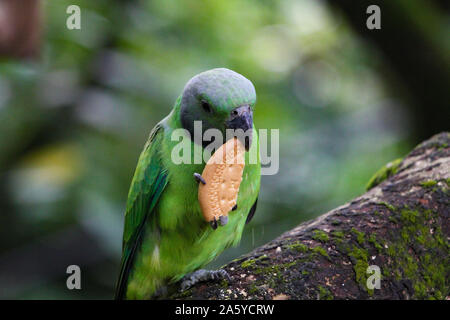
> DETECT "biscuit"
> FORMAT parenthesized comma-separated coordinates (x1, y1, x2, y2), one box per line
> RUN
(198, 137, 245, 224)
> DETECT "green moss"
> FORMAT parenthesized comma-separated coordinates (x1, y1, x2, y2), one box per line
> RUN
(312, 229, 329, 242)
(241, 255, 269, 269)
(438, 142, 448, 150)
(241, 260, 256, 268)
(348, 245, 371, 294)
(400, 208, 419, 224)
(281, 261, 298, 269)
(177, 288, 193, 298)
(385, 244, 397, 259)
(286, 240, 330, 263)
(246, 205, 447, 299)
(286, 241, 308, 253)
(253, 260, 299, 289)
(366, 158, 403, 190)
(248, 283, 259, 295)
(388, 215, 398, 223)
(413, 282, 427, 299)
(368, 233, 383, 252)
(318, 285, 333, 300)
(351, 228, 365, 245)
(332, 230, 345, 239)
(420, 180, 437, 188)
(331, 207, 444, 299)
(331, 219, 341, 226)
(239, 204, 447, 300)
(219, 279, 229, 288)
(312, 246, 329, 258)
(381, 208, 448, 299)
(379, 201, 397, 212)
(433, 290, 443, 300)
(331, 230, 345, 247)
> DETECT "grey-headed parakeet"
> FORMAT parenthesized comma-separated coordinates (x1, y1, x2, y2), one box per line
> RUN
(115, 68, 260, 299)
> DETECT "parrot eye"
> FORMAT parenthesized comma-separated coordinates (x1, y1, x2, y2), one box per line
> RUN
(200, 100, 212, 113)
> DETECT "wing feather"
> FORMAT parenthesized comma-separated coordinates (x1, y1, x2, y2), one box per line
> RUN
(245, 197, 258, 224)
(115, 124, 168, 299)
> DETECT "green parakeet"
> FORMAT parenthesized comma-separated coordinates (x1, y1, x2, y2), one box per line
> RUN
(115, 68, 261, 299)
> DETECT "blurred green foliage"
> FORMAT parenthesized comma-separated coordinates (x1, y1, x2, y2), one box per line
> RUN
(0, 0, 414, 299)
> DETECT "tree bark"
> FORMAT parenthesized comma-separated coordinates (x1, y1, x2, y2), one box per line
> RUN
(174, 132, 450, 300)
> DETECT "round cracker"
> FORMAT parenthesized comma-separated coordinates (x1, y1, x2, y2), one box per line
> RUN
(198, 138, 245, 222)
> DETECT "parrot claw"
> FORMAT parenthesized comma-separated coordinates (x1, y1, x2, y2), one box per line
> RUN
(179, 269, 231, 292)
(194, 173, 206, 185)
(219, 215, 228, 226)
(210, 217, 218, 230)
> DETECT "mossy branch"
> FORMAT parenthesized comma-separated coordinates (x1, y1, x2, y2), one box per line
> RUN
(173, 132, 450, 300)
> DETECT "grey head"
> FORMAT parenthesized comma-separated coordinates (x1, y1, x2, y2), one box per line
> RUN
(180, 68, 256, 150)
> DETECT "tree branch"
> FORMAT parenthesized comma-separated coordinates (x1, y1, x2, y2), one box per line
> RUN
(174, 132, 449, 300)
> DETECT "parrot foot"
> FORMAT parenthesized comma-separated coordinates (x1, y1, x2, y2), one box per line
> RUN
(210, 218, 218, 229)
(210, 215, 228, 229)
(179, 269, 231, 292)
(194, 173, 206, 185)
(219, 215, 228, 226)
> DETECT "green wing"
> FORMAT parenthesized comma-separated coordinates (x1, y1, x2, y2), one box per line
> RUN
(115, 124, 168, 299)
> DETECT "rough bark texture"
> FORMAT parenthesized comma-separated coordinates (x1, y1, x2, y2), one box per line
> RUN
(174, 132, 450, 300)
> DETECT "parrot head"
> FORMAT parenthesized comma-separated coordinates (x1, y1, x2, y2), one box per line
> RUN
(180, 68, 256, 151)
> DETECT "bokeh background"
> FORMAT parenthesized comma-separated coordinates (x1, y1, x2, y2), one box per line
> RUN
(0, 0, 448, 299)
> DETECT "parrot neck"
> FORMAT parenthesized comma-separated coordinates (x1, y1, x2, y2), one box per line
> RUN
(166, 95, 183, 129)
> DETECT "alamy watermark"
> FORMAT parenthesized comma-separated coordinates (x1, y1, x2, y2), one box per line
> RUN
(366, 5, 381, 30)
(66, 5, 81, 30)
(66, 265, 81, 290)
(366, 265, 381, 290)
(170, 121, 279, 175)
